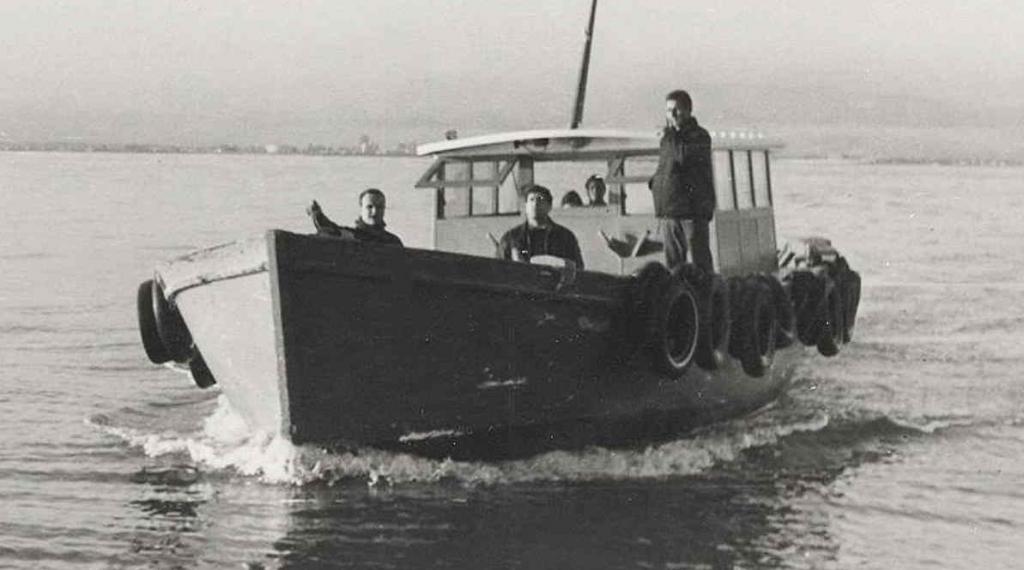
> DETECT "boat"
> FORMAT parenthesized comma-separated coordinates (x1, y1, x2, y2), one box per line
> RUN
(134, 4, 860, 460)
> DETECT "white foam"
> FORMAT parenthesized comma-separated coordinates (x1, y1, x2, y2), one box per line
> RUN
(887, 414, 976, 434)
(91, 396, 832, 486)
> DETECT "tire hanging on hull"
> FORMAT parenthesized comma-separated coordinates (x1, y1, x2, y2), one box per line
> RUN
(644, 276, 700, 377)
(138, 280, 171, 364)
(621, 262, 673, 364)
(790, 271, 844, 357)
(840, 269, 861, 343)
(691, 271, 731, 371)
(759, 273, 795, 349)
(791, 271, 826, 347)
(136, 278, 216, 388)
(815, 276, 845, 357)
(151, 279, 193, 363)
(188, 348, 217, 389)
(729, 277, 778, 378)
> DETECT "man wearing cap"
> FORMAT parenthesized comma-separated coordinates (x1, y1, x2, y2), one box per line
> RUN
(649, 89, 714, 272)
(497, 184, 584, 268)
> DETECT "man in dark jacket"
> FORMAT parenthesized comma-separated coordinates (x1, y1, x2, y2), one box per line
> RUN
(649, 89, 714, 272)
(307, 188, 403, 246)
(497, 185, 584, 268)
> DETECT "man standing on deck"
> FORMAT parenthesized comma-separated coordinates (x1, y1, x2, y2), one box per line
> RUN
(497, 185, 584, 268)
(649, 89, 715, 272)
(307, 188, 403, 246)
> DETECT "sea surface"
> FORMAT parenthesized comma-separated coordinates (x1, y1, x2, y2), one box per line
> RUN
(2, 151, 1023, 569)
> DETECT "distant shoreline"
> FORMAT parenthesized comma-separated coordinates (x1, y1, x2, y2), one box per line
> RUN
(0, 141, 418, 158)
(4, 143, 1019, 167)
(781, 154, 1022, 167)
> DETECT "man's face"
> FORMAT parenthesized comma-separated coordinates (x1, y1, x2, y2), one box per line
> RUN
(665, 98, 689, 129)
(586, 180, 605, 203)
(360, 193, 386, 226)
(525, 192, 552, 225)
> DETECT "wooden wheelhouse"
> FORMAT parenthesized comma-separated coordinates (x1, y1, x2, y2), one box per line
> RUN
(416, 128, 785, 276)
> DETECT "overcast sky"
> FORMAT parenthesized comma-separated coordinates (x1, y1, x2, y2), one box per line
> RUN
(1, 0, 1021, 145)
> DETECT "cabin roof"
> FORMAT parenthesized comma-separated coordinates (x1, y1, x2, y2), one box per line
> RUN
(417, 128, 783, 161)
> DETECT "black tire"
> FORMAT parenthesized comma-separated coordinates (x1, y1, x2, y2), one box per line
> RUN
(694, 273, 731, 370)
(817, 276, 845, 357)
(760, 274, 795, 349)
(730, 278, 778, 378)
(188, 349, 217, 389)
(137, 280, 171, 364)
(621, 263, 672, 358)
(634, 262, 672, 308)
(151, 280, 193, 363)
(613, 263, 671, 366)
(791, 271, 826, 346)
(645, 278, 700, 376)
(841, 269, 861, 343)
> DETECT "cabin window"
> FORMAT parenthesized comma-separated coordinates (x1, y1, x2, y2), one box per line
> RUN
(752, 151, 771, 207)
(534, 159, 647, 213)
(618, 158, 657, 215)
(444, 161, 472, 216)
(437, 159, 520, 217)
(713, 150, 735, 210)
(498, 175, 520, 214)
(733, 151, 754, 210)
(472, 161, 497, 215)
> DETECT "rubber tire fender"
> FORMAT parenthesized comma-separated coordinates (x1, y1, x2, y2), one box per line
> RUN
(791, 271, 826, 346)
(645, 277, 700, 377)
(188, 348, 217, 389)
(137, 280, 171, 364)
(694, 273, 731, 370)
(727, 276, 750, 357)
(816, 275, 845, 357)
(621, 262, 673, 359)
(730, 277, 778, 378)
(841, 269, 861, 343)
(152, 279, 193, 363)
(760, 274, 795, 349)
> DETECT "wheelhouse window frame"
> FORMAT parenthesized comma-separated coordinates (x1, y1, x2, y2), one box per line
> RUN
(751, 150, 772, 208)
(417, 158, 520, 219)
(713, 149, 736, 211)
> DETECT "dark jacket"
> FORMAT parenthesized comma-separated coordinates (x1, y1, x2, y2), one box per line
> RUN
(311, 208, 403, 246)
(497, 221, 584, 269)
(351, 219, 403, 246)
(649, 117, 715, 220)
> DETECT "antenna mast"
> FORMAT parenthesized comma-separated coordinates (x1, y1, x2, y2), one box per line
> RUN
(569, 0, 598, 129)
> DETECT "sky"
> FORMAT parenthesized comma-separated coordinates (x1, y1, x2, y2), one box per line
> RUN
(1, 0, 1022, 149)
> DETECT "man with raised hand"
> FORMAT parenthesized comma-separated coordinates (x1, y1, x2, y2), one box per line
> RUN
(308, 188, 403, 246)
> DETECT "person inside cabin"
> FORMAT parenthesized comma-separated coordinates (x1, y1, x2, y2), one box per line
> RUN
(307, 188, 404, 246)
(584, 174, 608, 207)
(560, 190, 584, 208)
(649, 89, 715, 273)
(497, 184, 584, 268)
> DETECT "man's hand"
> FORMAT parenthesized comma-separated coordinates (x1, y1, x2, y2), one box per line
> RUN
(306, 200, 322, 217)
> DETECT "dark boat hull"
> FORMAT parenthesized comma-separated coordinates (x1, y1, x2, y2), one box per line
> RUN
(158, 230, 799, 459)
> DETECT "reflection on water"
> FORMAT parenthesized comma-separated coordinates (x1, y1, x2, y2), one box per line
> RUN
(114, 398, 943, 569)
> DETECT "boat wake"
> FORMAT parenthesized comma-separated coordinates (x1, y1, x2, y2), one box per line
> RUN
(88, 394, 985, 488)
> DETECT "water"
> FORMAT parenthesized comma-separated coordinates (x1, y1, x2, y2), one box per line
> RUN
(2, 151, 1023, 568)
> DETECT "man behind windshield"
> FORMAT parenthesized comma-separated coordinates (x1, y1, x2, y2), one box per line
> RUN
(497, 185, 584, 269)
